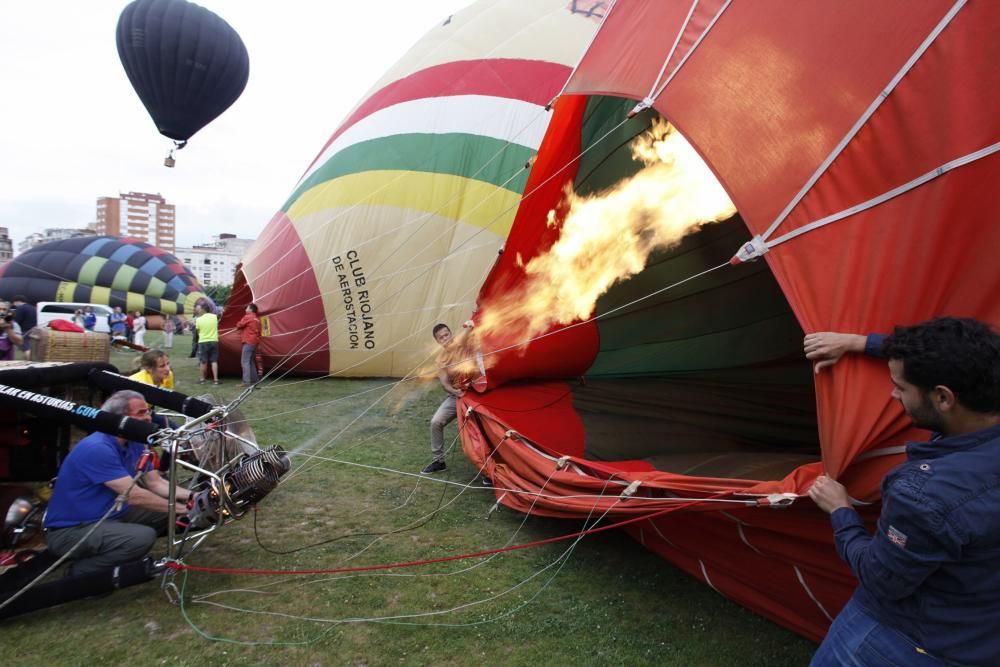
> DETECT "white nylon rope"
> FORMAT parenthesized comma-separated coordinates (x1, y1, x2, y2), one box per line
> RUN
(239, 235, 498, 348)
(241, 114, 636, 388)
(179, 473, 628, 642)
(250, 1, 577, 288)
(186, 511, 606, 632)
(242, 131, 587, 384)
(794, 566, 834, 622)
(764, 140, 1000, 250)
(699, 559, 718, 592)
(269, 254, 727, 407)
(293, 450, 759, 507)
(247, 108, 632, 340)
(234, 254, 731, 440)
(759, 0, 967, 243)
(551, 0, 618, 102)
(196, 431, 584, 604)
(243, 148, 533, 310)
(646, 0, 732, 105)
(294, 434, 578, 570)
(189, 464, 634, 631)
(629, 0, 700, 115)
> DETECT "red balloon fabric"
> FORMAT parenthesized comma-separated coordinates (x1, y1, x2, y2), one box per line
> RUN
(459, 0, 1000, 641)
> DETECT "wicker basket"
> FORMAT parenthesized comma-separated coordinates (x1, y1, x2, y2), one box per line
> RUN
(30, 328, 110, 363)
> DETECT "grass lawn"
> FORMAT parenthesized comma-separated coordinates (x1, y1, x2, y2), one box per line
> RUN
(1, 331, 817, 665)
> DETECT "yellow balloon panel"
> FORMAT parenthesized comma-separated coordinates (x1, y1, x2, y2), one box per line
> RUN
(292, 204, 504, 377)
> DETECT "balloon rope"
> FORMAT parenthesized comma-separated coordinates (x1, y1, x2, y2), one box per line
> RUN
(229, 112, 636, 395)
(251, 235, 502, 388)
(175, 492, 619, 644)
(247, 107, 553, 295)
(227, 257, 731, 433)
(247, 1, 581, 292)
(173, 491, 727, 576)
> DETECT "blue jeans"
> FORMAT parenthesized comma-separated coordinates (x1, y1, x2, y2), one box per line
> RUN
(240, 343, 258, 384)
(810, 597, 945, 666)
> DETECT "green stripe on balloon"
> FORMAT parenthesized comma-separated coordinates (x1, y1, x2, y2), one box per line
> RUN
(282, 133, 536, 212)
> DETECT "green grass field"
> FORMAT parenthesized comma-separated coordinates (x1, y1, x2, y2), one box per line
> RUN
(1, 331, 816, 665)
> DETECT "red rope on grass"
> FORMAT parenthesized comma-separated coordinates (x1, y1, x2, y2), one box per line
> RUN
(167, 492, 735, 575)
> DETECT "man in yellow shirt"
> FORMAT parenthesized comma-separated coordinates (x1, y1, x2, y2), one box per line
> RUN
(194, 302, 220, 385)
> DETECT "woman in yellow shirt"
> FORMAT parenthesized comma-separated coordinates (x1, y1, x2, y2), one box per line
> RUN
(128, 349, 178, 471)
(129, 349, 174, 389)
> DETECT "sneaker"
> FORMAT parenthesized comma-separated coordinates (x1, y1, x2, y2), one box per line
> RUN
(197, 379, 207, 384)
(421, 460, 447, 474)
(212, 380, 221, 385)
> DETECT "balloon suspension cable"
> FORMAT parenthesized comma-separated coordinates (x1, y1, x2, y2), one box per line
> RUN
(163, 140, 187, 168)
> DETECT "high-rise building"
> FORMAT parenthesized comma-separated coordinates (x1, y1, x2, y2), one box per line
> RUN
(96, 191, 176, 252)
(174, 233, 255, 287)
(0, 227, 13, 261)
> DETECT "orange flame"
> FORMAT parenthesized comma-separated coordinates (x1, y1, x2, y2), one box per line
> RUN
(479, 119, 735, 340)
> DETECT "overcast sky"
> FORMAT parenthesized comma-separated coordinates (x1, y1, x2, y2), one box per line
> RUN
(0, 0, 465, 252)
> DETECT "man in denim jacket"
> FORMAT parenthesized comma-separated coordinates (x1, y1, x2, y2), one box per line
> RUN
(803, 317, 1000, 666)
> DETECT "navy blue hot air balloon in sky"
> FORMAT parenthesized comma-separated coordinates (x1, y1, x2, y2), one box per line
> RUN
(116, 0, 249, 165)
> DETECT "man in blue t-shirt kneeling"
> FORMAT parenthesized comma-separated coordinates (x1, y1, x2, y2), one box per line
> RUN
(44, 390, 190, 577)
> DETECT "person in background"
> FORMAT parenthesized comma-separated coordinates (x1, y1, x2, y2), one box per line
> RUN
(235, 303, 261, 387)
(72, 309, 86, 329)
(0, 300, 24, 361)
(162, 315, 175, 349)
(43, 390, 190, 576)
(125, 311, 134, 343)
(194, 301, 220, 385)
(189, 313, 199, 359)
(805, 317, 1000, 666)
(83, 306, 97, 331)
(109, 306, 128, 340)
(132, 310, 147, 348)
(11, 295, 37, 360)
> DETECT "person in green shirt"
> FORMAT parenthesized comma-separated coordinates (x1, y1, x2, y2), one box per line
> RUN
(194, 301, 220, 385)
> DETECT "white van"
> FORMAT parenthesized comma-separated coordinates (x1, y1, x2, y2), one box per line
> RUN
(36, 302, 113, 334)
